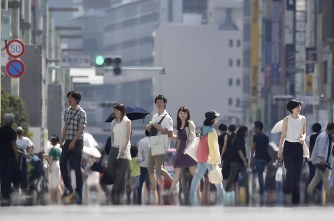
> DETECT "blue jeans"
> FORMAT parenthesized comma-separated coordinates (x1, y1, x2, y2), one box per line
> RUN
(189, 163, 225, 205)
(254, 159, 266, 195)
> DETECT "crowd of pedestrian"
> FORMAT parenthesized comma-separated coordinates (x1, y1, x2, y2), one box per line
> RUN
(2, 92, 334, 207)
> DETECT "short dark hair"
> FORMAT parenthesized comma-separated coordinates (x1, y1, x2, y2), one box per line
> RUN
(130, 146, 138, 158)
(219, 123, 227, 131)
(114, 103, 126, 120)
(254, 121, 264, 131)
(67, 91, 82, 104)
(311, 123, 322, 133)
(286, 99, 302, 113)
(326, 122, 334, 131)
(154, 95, 167, 104)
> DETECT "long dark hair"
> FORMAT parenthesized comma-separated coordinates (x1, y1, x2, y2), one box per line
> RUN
(114, 103, 126, 120)
(228, 124, 236, 140)
(233, 126, 248, 144)
(176, 106, 190, 130)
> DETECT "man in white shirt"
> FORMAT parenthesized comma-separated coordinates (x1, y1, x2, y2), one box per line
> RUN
(307, 122, 334, 203)
(15, 127, 34, 193)
(145, 95, 173, 204)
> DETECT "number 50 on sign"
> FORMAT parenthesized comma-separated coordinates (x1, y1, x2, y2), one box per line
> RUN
(6, 39, 25, 58)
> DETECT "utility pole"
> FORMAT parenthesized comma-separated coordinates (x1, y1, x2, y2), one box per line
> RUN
(10, 0, 20, 96)
(23, 0, 32, 44)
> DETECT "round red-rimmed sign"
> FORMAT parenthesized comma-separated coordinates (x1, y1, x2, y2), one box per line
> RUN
(6, 39, 25, 58)
(6, 59, 25, 78)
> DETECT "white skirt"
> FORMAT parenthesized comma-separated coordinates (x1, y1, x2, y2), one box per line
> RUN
(49, 161, 61, 189)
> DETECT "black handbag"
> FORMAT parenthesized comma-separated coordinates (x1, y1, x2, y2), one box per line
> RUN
(315, 163, 331, 172)
(90, 162, 105, 173)
(100, 169, 117, 185)
(146, 114, 167, 137)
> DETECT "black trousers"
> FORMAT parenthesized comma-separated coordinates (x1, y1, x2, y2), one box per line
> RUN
(60, 139, 83, 197)
(13, 153, 28, 190)
(283, 141, 303, 204)
(106, 147, 130, 204)
(0, 158, 17, 199)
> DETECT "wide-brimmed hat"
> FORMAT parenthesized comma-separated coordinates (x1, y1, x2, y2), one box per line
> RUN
(16, 127, 23, 132)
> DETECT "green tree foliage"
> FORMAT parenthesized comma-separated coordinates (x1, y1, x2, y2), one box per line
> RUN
(1, 89, 30, 135)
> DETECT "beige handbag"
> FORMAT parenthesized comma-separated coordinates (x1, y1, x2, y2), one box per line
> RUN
(184, 137, 200, 162)
(208, 165, 223, 184)
(302, 142, 309, 158)
(149, 134, 168, 156)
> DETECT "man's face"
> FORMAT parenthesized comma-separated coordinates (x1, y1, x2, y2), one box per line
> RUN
(68, 95, 77, 107)
(155, 99, 165, 110)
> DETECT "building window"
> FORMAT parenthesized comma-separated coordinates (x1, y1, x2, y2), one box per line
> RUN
(229, 59, 233, 67)
(236, 78, 241, 86)
(236, 98, 241, 107)
(228, 78, 233, 86)
(229, 39, 233, 47)
(228, 98, 233, 106)
(236, 59, 241, 67)
(237, 39, 241, 47)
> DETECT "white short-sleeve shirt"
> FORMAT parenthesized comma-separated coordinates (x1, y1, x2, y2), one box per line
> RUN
(152, 110, 173, 148)
(16, 137, 33, 151)
(137, 137, 150, 167)
(152, 110, 173, 133)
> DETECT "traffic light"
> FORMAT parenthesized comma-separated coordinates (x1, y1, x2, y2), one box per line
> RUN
(94, 55, 122, 75)
(95, 55, 104, 66)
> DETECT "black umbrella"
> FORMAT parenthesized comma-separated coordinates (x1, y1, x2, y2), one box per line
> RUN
(105, 105, 150, 122)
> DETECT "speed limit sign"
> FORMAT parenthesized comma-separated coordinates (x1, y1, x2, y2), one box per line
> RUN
(6, 39, 25, 58)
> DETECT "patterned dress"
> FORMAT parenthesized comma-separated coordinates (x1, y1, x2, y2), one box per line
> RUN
(174, 128, 197, 168)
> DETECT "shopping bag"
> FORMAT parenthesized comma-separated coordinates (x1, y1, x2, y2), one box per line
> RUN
(223, 191, 235, 206)
(184, 137, 200, 162)
(150, 134, 168, 156)
(302, 142, 310, 159)
(208, 165, 223, 184)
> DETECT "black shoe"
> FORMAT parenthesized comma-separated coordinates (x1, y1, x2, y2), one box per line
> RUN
(74, 191, 82, 205)
(1, 197, 11, 206)
(62, 189, 73, 205)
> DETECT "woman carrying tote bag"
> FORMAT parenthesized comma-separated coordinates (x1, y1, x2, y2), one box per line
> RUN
(189, 110, 225, 206)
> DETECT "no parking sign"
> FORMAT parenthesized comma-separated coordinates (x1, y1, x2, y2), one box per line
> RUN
(6, 59, 25, 78)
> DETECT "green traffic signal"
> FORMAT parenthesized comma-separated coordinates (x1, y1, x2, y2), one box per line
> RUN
(95, 55, 104, 66)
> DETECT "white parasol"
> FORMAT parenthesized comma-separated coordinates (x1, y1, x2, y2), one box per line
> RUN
(83, 133, 101, 158)
(271, 120, 283, 133)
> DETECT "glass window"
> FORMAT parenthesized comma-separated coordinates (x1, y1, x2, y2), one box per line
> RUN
(236, 78, 241, 86)
(236, 59, 241, 67)
(228, 98, 233, 106)
(229, 59, 233, 67)
(237, 39, 241, 47)
(228, 78, 233, 86)
(229, 39, 233, 47)
(236, 98, 241, 107)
